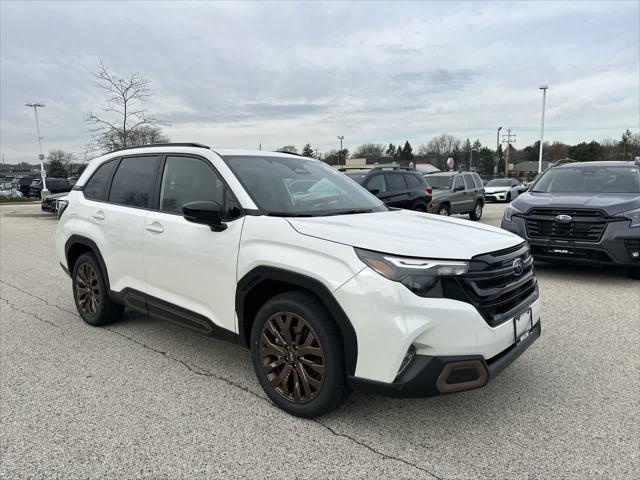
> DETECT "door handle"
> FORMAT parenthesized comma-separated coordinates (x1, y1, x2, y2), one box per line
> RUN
(92, 211, 105, 220)
(145, 222, 164, 233)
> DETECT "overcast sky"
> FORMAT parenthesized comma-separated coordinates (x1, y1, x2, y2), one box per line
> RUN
(1, 0, 639, 163)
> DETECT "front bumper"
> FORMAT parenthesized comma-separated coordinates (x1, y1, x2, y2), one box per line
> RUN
(485, 192, 508, 202)
(334, 266, 541, 385)
(501, 216, 640, 267)
(349, 320, 540, 397)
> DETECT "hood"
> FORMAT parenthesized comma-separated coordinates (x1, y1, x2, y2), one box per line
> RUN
(44, 192, 68, 200)
(430, 189, 452, 198)
(287, 210, 522, 260)
(512, 192, 640, 215)
(484, 186, 510, 193)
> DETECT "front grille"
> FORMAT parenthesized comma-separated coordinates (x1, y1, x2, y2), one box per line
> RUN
(523, 208, 609, 242)
(458, 243, 538, 326)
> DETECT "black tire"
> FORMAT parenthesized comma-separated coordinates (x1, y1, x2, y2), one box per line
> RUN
(72, 252, 123, 326)
(250, 291, 350, 417)
(414, 203, 427, 212)
(469, 201, 483, 221)
(437, 204, 450, 216)
(629, 267, 640, 280)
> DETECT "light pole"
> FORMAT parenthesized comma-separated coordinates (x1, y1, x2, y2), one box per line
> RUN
(337, 135, 344, 166)
(25, 102, 48, 196)
(495, 126, 502, 175)
(538, 85, 548, 173)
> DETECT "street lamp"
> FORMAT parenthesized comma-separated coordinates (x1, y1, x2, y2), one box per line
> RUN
(495, 126, 502, 175)
(337, 135, 344, 166)
(538, 85, 548, 173)
(25, 102, 48, 196)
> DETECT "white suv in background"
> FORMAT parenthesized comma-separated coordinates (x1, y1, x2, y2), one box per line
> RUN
(56, 143, 541, 417)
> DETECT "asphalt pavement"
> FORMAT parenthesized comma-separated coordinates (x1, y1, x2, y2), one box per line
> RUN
(1, 202, 639, 479)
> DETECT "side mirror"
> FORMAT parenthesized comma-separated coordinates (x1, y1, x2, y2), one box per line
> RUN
(454, 184, 465, 192)
(367, 188, 380, 195)
(182, 201, 227, 232)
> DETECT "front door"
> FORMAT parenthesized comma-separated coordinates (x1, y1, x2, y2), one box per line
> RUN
(143, 154, 244, 334)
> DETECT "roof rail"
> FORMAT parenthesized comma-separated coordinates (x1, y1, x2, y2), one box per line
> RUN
(338, 164, 415, 172)
(113, 143, 210, 152)
(273, 150, 305, 157)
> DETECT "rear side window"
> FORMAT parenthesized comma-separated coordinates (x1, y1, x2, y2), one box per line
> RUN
(84, 159, 119, 201)
(109, 156, 161, 208)
(472, 173, 483, 189)
(365, 174, 386, 192)
(385, 173, 407, 191)
(404, 173, 422, 188)
(159, 155, 242, 220)
(462, 174, 475, 189)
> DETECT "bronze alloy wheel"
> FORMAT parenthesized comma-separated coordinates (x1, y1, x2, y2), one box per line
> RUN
(75, 263, 100, 316)
(259, 311, 325, 403)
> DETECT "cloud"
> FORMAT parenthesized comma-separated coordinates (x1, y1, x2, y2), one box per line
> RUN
(1, 0, 638, 162)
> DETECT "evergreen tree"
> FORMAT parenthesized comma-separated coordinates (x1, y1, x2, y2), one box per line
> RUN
(386, 143, 396, 156)
(401, 141, 414, 161)
(301, 143, 314, 157)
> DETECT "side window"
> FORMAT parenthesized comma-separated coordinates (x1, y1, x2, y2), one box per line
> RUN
(473, 174, 483, 189)
(109, 156, 161, 208)
(83, 159, 119, 201)
(159, 156, 242, 220)
(404, 173, 422, 188)
(463, 174, 474, 189)
(385, 173, 407, 191)
(365, 174, 386, 193)
(454, 175, 465, 190)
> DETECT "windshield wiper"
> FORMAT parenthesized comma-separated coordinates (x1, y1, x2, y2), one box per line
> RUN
(325, 208, 374, 216)
(267, 212, 315, 217)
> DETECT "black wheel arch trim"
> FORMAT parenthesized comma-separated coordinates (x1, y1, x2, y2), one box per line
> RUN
(64, 235, 111, 290)
(236, 266, 359, 376)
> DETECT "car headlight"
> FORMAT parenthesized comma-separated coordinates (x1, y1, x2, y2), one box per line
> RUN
(355, 248, 468, 296)
(615, 207, 640, 228)
(503, 204, 523, 222)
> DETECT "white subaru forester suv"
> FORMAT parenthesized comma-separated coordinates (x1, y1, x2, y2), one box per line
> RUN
(56, 143, 541, 417)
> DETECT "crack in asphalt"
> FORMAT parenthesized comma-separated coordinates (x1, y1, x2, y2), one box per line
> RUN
(0, 281, 444, 478)
(0, 296, 60, 328)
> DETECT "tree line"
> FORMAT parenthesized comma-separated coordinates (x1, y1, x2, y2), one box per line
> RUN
(281, 129, 640, 177)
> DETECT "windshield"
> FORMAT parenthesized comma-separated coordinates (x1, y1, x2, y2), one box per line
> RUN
(425, 175, 452, 189)
(223, 155, 387, 216)
(486, 179, 513, 187)
(532, 166, 640, 194)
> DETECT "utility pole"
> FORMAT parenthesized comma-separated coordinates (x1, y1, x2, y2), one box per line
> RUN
(502, 128, 516, 177)
(25, 102, 48, 196)
(495, 127, 502, 176)
(538, 85, 548, 173)
(337, 135, 344, 166)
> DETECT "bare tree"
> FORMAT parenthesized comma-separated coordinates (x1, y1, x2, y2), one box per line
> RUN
(86, 61, 168, 152)
(418, 134, 461, 157)
(278, 145, 298, 153)
(352, 143, 385, 158)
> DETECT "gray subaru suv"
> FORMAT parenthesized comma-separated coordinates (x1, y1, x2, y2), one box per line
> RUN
(501, 160, 640, 278)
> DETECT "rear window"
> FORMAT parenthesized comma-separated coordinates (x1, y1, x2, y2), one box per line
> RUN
(108, 156, 161, 208)
(472, 173, 483, 189)
(425, 175, 452, 189)
(462, 174, 475, 189)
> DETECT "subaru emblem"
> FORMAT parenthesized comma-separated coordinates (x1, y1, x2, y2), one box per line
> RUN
(512, 258, 524, 276)
(555, 214, 572, 224)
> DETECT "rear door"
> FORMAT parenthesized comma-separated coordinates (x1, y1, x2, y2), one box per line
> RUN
(143, 154, 244, 334)
(462, 173, 479, 210)
(381, 172, 410, 208)
(86, 155, 161, 293)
